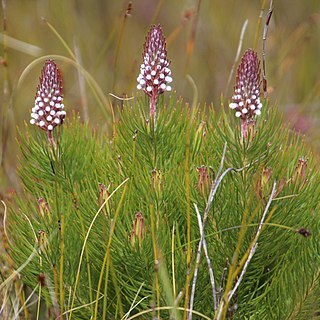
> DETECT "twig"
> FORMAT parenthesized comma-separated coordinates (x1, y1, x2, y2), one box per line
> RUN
(194, 204, 217, 309)
(215, 181, 277, 319)
(174, 290, 184, 306)
(188, 144, 226, 319)
(254, 181, 277, 238)
(15, 284, 39, 318)
(226, 243, 257, 304)
(218, 259, 229, 303)
(1, 200, 12, 246)
(109, 93, 134, 101)
(205, 144, 255, 230)
(123, 282, 146, 320)
(225, 19, 249, 95)
(189, 143, 253, 319)
(215, 143, 228, 182)
(262, 0, 273, 98)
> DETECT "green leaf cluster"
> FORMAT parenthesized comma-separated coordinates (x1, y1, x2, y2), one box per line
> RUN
(8, 97, 320, 319)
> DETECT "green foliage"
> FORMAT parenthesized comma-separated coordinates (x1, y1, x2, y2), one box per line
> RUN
(8, 98, 320, 319)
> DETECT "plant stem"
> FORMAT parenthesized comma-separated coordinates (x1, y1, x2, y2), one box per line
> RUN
(194, 204, 217, 308)
(150, 93, 157, 120)
(215, 181, 277, 319)
(47, 131, 57, 150)
(59, 214, 65, 319)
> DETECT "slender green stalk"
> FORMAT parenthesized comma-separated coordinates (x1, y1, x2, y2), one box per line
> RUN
(44, 20, 76, 60)
(126, 306, 211, 320)
(78, 214, 93, 314)
(59, 214, 65, 318)
(150, 0, 165, 24)
(69, 178, 129, 319)
(253, 0, 267, 50)
(171, 224, 176, 299)
(109, 259, 124, 318)
(0, 0, 13, 183)
(149, 204, 160, 319)
(216, 183, 277, 319)
(112, 2, 131, 93)
(183, 122, 191, 319)
(98, 186, 128, 320)
(36, 281, 42, 320)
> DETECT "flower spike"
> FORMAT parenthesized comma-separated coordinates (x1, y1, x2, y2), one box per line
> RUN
(137, 25, 172, 119)
(229, 49, 262, 138)
(30, 59, 66, 145)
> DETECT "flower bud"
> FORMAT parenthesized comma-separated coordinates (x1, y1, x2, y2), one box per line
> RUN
(37, 198, 52, 221)
(37, 229, 49, 253)
(152, 168, 164, 196)
(256, 167, 272, 199)
(196, 165, 212, 195)
(98, 183, 111, 206)
(292, 158, 308, 189)
(129, 211, 146, 248)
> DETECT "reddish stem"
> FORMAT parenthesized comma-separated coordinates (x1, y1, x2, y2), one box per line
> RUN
(47, 130, 57, 150)
(241, 118, 248, 139)
(149, 92, 158, 119)
(241, 118, 256, 140)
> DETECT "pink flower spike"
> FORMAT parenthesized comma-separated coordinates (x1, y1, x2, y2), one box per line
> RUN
(137, 25, 172, 119)
(30, 60, 65, 146)
(229, 49, 262, 138)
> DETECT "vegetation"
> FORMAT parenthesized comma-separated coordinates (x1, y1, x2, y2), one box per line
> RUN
(1, 1, 320, 319)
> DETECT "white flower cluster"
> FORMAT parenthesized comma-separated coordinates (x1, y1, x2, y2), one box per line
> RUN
(229, 49, 262, 120)
(30, 60, 66, 132)
(229, 88, 262, 118)
(137, 25, 172, 97)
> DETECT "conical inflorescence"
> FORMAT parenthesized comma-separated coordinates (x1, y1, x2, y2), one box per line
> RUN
(30, 60, 66, 144)
(137, 25, 172, 118)
(229, 49, 262, 138)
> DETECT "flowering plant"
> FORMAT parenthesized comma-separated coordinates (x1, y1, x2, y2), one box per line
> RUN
(137, 25, 172, 119)
(229, 49, 262, 138)
(30, 60, 66, 146)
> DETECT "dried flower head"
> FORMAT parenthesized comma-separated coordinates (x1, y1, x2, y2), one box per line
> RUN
(293, 158, 308, 182)
(297, 228, 311, 237)
(37, 229, 49, 253)
(229, 49, 262, 138)
(137, 25, 172, 118)
(196, 165, 213, 195)
(129, 211, 146, 248)
(30, 60, 66, 142)
(37, 197, 52, 221)
(291, 157, 308, 190)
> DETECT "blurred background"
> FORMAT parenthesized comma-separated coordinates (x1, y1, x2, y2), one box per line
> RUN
(0, 0, 319, 195)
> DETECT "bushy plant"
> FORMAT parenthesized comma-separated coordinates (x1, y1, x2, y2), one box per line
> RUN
(6, 25, 320, 320)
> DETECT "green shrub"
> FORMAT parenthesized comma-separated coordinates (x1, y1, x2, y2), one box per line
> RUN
(8, 96, 320, 319)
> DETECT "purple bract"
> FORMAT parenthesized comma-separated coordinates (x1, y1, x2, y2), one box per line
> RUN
(30, 60, 66, 135)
